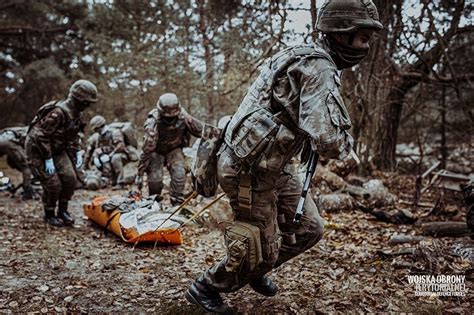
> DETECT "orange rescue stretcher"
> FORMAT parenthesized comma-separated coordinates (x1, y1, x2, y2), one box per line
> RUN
(83, 196, 183, 245)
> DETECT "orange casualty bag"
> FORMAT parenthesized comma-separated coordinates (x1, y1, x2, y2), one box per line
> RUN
(83, 195, 183, 245)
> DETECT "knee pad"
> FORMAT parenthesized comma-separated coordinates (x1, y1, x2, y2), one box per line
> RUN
(224, 221, 263, 273)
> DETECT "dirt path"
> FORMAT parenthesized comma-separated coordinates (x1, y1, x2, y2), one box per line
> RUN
(0, 174, 472, 313)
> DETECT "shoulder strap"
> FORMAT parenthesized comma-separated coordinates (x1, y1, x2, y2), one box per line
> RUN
(28, 100, 60, 132)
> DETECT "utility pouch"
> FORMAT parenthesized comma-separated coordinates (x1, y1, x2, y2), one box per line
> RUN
(231, 110, 278, 165)
(256, 123, 296, 172)
(224, 221, 263, 272)
(327, 91, 351, 130)
(192, 124, 224, 197)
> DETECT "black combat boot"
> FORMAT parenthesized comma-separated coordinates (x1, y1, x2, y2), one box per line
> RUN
(44, 208, 63, 227)
(249, 275, 278, 297)
(22, 185, 34, 201)
(57, 208, 75, 226)
(185, 276, 233, 313)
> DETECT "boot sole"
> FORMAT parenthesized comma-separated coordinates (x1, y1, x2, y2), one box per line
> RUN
(185, 290, 231, 313)
(185, 290, 209, 311)
(250, 286, 277, 297)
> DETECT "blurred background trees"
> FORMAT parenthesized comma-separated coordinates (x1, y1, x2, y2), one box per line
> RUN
(0, 0, 472, 172)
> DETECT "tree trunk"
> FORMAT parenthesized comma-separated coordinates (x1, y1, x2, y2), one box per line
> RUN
(422, 221, 471, 237)
(197, 0, 214, 122)
(373, 80, 415, 170)
(370, 0, 464, 171)
(440, 86, 447, 168)
(310, 0, 318, 42)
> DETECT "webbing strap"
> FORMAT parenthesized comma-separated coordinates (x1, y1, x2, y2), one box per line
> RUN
(238, 172, 252, 214)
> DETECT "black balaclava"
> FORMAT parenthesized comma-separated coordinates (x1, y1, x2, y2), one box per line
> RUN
(75, 101, 91, 112)
(324, 34, 369, 69)
(70, 97, 91, 112)
(162, 116, 178, 125)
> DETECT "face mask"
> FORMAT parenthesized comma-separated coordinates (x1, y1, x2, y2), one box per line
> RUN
(162, 116, 178, 125)
(74, 101, 91, 112)
(325, 35, 369, 69)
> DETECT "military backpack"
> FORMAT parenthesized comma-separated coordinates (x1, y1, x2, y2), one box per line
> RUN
(107, 121, 138, 148)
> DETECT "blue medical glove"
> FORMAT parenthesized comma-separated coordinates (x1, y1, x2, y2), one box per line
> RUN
(45, 158, 56, 175)
(75, 151, 83, 169)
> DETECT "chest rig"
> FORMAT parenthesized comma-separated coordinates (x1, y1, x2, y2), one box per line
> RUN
(154, 116, 189, 154)
(98, 128, 115, 152)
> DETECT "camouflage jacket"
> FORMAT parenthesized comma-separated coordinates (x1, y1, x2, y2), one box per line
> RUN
(27, 99, 84, 160)
(84, 126, 126, 167)
(224, 40, 353, 173)
(137, 108, 203, 176)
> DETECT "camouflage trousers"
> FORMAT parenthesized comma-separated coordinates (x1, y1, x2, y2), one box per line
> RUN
(0, 140, 31, 188)
(147, 147, 185, 203)
(202, 147, 324, 292)
(109, 153, 130, 186)
(29, 151, 77, 212)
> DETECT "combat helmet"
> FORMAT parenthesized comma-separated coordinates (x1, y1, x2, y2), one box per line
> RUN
(69, 79, 98, 103)
(157, 93, 181, 117)
(316, 0, 383, 33)
(89, 115, 106, 131)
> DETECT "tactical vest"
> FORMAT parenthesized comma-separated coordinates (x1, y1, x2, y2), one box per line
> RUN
(29, 100, 85, 154)
(98, 128, 115, 153)
(224, 43, 334, 172)
(155, 117, 189, 154)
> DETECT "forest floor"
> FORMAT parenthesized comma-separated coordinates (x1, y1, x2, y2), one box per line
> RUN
(0, 167, 472, 314)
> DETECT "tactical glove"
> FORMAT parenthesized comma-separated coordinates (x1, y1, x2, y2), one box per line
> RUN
(45, 158, 56, 174)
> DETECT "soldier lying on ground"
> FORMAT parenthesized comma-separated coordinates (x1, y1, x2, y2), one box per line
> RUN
(135, 93, 203, 205)
(0, 126, 33, 200)
(25, 79, 97, 227)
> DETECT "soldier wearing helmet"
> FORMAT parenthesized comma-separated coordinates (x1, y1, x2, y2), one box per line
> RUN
(136, 93, 203, 205)
(25, 79, 97, 226)
(186, 0, 383, 313)
(84, 115, 138, 187)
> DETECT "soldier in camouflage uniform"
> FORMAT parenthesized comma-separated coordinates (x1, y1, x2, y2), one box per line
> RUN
(25, 80, 97, 226)
(84, 115, 138, 187)
(0, 126, 33, 200)
(186, 0, 383, 312)
(135, 93, 203, 205)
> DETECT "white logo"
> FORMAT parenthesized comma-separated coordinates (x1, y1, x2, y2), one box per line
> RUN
(407, 275, 467, 297)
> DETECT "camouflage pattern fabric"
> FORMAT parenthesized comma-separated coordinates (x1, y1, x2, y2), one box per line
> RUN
(203, 147, 324, 292)
(200, 40, 353, 292)
(137, 107, 203, 200)
(26, 99, 83, 160)
(28, 150, 77, 212)
(0, 130, 32, 188)
(26, 99, 83, 210)
(192, 124, 223, 197)
(84, 125, 135, 185)
(145, 148, 186, 204)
